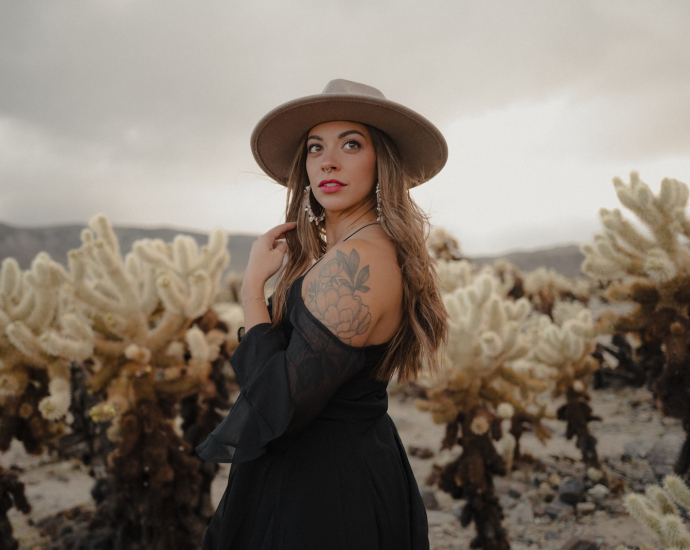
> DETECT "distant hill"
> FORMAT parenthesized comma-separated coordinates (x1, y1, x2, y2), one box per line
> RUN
(471, 244, 585, 278)
(0, 222, 586, 278)
(0, 222, 255, 273)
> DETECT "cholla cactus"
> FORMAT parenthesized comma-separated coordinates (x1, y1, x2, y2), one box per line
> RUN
(619, 475, 690, 550)
(0, 215, 235, 549)
(435, 258, 475, 293)
(582, 173, 690, 475)
(0, 253, 94, 454)
(427, 227, 464, 261)
(216, 270, 244, 304)
(419, 263, 549, 550)
(514, 303, 602, 467)
(582, 172, 690, 282)
(522, 267, 592, 316)
(491, 260, 593, 317)
(50, 215, 234, 548)
(420, 265, 548, 427)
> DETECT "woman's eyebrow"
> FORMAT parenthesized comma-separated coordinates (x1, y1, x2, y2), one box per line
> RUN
(338, 130, 365, 139)
(307, 130, 366, 141)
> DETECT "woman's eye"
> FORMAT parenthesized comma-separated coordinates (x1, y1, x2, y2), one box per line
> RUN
(307, 143, 321, 153)
(343, 140, 361, 150)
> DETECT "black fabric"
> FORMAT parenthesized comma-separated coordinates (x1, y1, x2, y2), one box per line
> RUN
(196, 276, 429, 549)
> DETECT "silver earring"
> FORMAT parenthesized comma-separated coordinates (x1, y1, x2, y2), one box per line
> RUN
(324, 168, 331, 173)
(304, 186, 325, 226)
(376, 183, 383, 222)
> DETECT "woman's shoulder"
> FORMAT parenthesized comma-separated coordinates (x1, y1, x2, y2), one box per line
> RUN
(300, 231, 402, 347)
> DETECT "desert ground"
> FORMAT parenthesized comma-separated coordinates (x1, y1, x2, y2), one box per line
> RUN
(2, 378, 677, 550)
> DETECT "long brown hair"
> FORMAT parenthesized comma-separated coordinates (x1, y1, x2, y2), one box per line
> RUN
(271, 125, 448, 383)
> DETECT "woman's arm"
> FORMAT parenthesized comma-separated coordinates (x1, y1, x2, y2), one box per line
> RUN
(301, 237, 403, 347)
(241, 222, 296, 332)
(196, 294, 367, 464)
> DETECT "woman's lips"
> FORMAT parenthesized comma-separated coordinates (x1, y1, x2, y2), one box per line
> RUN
(318, 179, 345, 193)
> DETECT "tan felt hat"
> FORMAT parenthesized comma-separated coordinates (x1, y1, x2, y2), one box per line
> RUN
(250, 79, 448, 187)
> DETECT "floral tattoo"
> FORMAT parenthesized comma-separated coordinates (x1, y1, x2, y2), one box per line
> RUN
(306, 249, 372, 344)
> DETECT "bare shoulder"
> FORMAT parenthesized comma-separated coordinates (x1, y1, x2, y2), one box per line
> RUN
(301, 234, 402, 347)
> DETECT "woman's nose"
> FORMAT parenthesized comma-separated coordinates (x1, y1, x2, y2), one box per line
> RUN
(321, 154, 338, 173)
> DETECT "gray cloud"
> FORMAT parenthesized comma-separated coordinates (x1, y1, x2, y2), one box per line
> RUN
(1, 0, 689, 252)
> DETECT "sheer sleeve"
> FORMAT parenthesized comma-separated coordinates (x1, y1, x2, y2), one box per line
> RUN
(196, 300, 366, 463)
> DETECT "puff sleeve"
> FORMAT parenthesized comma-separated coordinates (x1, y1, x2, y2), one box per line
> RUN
(195, 301, 366, 464)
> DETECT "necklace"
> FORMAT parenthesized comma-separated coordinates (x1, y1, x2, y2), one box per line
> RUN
(326, 218, 378, 248)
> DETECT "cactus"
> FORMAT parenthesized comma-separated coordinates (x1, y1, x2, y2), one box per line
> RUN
(522, 266, 592, 317)
(514, 302, 602, 467)
(53, 215, 234, 549)
(0, 465, 32, 550)
(427, 227, 464, 262)
(492, 259, 592, 317)
(619, 475, 690, 550)
(0, 215, 239, 549)
(582, 173, 690, 476)
(0, 253, 94, 455)
(418, 261, 550, 550)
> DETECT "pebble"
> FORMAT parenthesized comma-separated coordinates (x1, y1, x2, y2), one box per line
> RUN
(576, 502, 596, 515)
(586, 468, 603, 483)
(508, 487, 523, 499)
(539, 482, 553, 496)
(602, 498, 626, 515)
(586, 484, 610, 506)
(558, 477, 584, 505)
(548, 473, 562, 488)
(545, 530, 561, 540)
(546, 499, 574, 521)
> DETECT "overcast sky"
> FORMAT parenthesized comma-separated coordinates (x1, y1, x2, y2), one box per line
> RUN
(1, 0, 689, 255)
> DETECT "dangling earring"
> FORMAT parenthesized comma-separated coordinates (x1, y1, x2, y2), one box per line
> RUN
(304, 186, 325, 226)
(375, 182, 383, 222)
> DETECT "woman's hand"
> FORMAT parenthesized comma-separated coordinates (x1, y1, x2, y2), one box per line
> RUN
(242, 222, 296, 297)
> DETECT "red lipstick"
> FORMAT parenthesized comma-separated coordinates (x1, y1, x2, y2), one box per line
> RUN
(318, 179, 346, 193)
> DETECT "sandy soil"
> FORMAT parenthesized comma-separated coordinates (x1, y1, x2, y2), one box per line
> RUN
(2, 384, 679, 550)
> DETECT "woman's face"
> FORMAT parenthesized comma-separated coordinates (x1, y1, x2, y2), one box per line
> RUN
(305, 121, 377, 213)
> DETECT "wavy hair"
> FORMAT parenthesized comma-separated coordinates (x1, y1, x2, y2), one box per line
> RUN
(270, 125, 448, 382)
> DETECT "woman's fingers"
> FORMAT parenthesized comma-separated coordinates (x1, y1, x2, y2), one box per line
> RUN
(265, 221, 296, 241)
(273, 241, 288, 254)
(245, 223, 295, 284)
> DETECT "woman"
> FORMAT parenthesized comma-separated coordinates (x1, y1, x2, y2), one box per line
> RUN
(197, 79, 449, 550)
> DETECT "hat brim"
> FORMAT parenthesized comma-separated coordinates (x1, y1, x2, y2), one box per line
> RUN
(251, 93, 448, 187)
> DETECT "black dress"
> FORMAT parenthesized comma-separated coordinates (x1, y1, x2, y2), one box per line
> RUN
(196, 273, 429, 550)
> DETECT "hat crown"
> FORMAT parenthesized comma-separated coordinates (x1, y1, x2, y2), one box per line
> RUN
(321, 79, 386, 99)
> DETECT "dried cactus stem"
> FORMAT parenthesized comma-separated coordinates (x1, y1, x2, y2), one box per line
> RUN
(430, 414, 509, 550)
(593, 335, 646, 389)
(556, 386, 602, 468)
(0, 465, 31, 550)
(0, 366, 54, 455)
(79, 398, 209, 549)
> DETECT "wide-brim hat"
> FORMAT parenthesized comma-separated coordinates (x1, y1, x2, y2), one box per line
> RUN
(250, 79, 448, 187)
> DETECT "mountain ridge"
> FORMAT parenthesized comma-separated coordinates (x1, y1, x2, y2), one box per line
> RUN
(0, 222, 585, 277)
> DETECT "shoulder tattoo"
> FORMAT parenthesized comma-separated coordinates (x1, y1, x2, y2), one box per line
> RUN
(306, 249, 372, 344)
